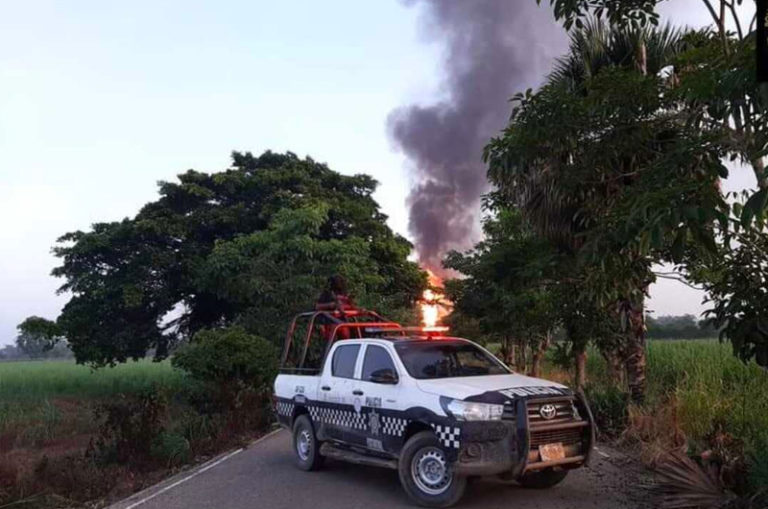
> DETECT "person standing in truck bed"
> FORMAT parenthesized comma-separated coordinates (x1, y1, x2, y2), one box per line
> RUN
(315, 275, 356, 339)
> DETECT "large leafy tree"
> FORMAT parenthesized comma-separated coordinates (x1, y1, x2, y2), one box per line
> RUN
(53, 151, 425, 366)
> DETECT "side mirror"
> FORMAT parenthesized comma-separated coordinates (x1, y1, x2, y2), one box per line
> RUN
(369, 369, 398, 385)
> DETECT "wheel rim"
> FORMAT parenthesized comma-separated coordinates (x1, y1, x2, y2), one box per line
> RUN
(411, 446, 452, 496)
(296, 428, 312, 461)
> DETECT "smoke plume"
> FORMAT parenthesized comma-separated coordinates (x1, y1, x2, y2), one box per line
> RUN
(389, 1, 566, 272)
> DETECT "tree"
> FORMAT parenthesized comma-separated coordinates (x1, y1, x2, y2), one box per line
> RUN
(443, 204, 560, 376)
(16, 316, 63, 358)
(52, 151, 425, 366)
(485, 21, 728, 401)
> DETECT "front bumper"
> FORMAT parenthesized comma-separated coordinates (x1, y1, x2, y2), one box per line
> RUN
(453, 393, 595, 477)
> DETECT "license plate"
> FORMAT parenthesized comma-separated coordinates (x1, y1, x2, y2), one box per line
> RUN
(539, 443, 565, 462)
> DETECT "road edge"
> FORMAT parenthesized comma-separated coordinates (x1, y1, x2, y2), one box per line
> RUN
(106, 428, 284, 509)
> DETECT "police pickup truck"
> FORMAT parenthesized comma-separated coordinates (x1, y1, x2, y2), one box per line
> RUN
(273, 312, 595, 507)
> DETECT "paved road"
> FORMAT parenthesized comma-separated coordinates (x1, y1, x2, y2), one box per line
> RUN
(111, 430, 653, 509)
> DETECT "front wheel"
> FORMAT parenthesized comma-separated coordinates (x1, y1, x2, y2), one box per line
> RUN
(519, 468, 568, 489)
(292, 414, 324, 471)
(398, 431, 467, 508)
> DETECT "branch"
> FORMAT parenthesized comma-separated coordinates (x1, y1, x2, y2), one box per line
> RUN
(725, 0, 743, 40)
(653, 271, 705, 290)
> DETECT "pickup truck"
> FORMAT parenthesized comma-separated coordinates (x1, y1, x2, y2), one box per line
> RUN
(273, 312, 595, 507)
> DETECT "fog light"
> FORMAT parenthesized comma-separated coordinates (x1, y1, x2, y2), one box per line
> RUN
(466, 443, 482, 458)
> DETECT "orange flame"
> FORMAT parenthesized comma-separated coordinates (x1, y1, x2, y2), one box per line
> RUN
(420, 270, 451, 328)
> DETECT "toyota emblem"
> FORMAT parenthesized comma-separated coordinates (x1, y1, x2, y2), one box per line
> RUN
(539, 404, 557, 420)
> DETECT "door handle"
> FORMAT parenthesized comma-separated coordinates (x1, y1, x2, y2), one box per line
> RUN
(321, 386, 331, 391)
(352, 390, 364, 396)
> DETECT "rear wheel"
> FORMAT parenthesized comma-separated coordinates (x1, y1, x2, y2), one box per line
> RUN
(519, 468, 568, 489)
(398, 431, 466, 508)
(292, 414, 324, 471)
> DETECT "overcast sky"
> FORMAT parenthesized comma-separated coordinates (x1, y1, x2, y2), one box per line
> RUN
(0, 0, 757, 345)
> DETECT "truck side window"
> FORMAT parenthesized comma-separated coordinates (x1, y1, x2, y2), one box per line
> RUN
(362, 345, 397, 381)
(332, 344, 360, 379)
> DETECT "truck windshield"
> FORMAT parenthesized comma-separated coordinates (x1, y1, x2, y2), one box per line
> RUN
(394, 340, 509, 379)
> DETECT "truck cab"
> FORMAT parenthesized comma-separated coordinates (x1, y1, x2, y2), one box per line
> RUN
(274, 316, 595, 507)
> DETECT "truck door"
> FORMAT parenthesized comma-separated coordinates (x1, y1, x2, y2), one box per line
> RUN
(318, 343, 363, 444)
(353, 344, 403, 454)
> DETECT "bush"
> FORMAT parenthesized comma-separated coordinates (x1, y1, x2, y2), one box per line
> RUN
(584, 383, 628, 438)
(172, 327, 277, 390)
(171, 326, 278, 427)
(151, 431, 191, 467)
(92, 388, 168, 467)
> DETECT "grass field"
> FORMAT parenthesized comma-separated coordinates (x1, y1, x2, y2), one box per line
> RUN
(0, 360, 185, 443)
(0, 359, 184, 402)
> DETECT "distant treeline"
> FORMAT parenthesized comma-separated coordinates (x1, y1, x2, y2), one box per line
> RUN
(646, 314, 718, 340)
(0, 342, 73, 361)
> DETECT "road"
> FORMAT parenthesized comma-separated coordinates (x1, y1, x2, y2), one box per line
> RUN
(110, 430, 653, 509)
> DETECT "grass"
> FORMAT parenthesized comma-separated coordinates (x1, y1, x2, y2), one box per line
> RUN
(571, 340, 768, 453)
(0, 359, 184, 402)
(0, 360, 185, 442)
(542, 339, 768, 493)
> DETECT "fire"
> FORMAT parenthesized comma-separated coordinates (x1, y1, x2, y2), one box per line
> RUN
(420, 270, 451, 328)
(422, 288, 440, 328)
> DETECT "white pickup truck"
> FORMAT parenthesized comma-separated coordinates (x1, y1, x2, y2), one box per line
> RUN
(273, 311, 595, 507)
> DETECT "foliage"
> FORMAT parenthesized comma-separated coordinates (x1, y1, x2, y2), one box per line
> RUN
(544, 340, 768, 502)
(52, 151, 425, 366)
(584, 382, 628, 437)
(92, 388, 168, 467)
(171, 326, 277, 393)
(443, 203, 561, 371)
(15, 316, 64, 358)
(653, 450, 739, 509)
(535, 0, 660, 30)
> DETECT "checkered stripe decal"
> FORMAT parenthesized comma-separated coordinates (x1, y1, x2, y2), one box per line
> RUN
(431, 423, 460, 449)
(275, 401, 294, 417)
(308, 405, 367, 430)
(381, 416, 407, 437)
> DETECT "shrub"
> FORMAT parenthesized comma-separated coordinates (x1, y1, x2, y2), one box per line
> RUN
(171, 326, 278, 410)
(92, 387, 168, 467)
(151, 431, 191, 467)
(584, 383, 628, 438)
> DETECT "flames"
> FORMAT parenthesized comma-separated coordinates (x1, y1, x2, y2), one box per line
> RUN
(420, 270, 450, 329)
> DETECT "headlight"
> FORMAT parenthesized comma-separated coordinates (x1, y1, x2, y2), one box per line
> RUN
(440, 397, 504, 421)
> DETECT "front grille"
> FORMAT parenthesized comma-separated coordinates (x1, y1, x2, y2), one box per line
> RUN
(529, 426, 583, 447)
(527, 398, 578, 426)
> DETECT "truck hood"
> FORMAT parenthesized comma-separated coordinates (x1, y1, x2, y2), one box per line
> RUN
(415, 374, 571, 403)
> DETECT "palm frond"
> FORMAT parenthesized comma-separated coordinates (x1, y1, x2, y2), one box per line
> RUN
(653, 451, 737, 509)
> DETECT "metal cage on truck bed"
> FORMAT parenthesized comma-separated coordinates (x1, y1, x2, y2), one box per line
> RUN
(279, 309, 403, 375)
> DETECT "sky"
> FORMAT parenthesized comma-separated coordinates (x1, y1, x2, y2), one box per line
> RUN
(0, 0, 757, 346)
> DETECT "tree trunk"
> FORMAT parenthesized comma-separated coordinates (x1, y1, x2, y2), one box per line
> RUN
(622, 297, 647, 404)
(602, 349, 625, 386)
(530, 333, 552, 378)
(574, 344, 587, 390)
(516, 338, 527, 373)
(500, 336, 515, 367)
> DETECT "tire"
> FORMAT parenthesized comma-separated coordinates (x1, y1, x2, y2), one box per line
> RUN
(398, 431, 467, 508)
(292, 414, 324, 471)
(518, 468, 568, 489)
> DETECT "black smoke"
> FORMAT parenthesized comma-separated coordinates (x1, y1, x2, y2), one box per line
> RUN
(389, 0, 566, 272)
